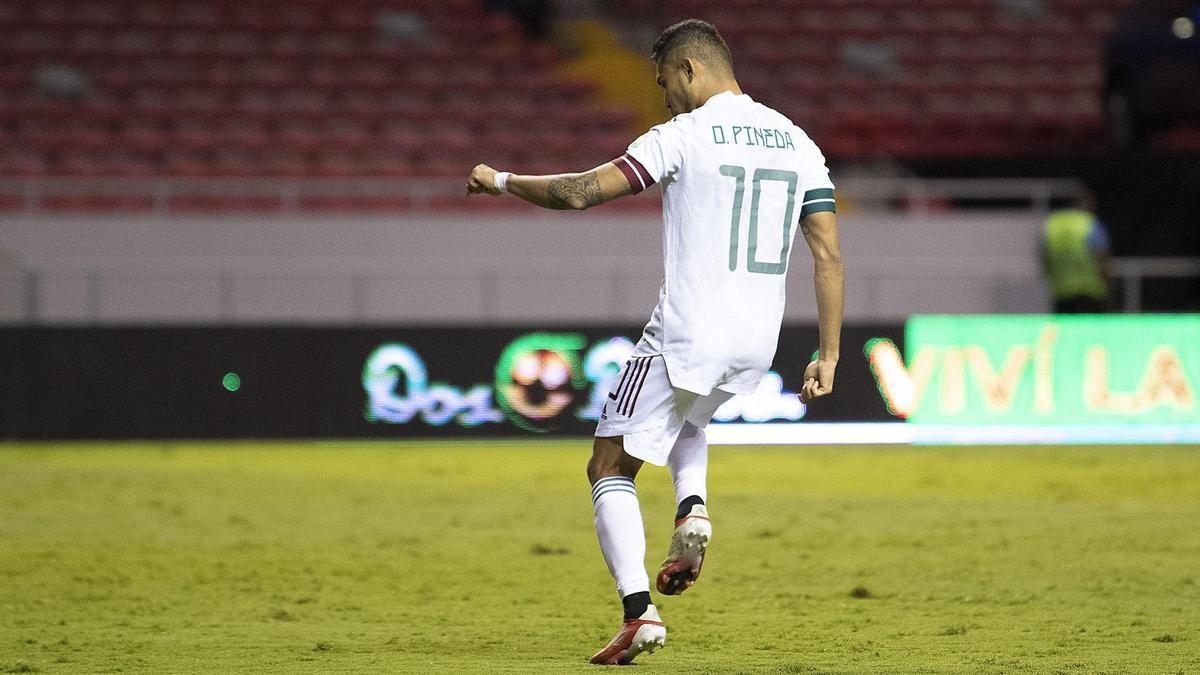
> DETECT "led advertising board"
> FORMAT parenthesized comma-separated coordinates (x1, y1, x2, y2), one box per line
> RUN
(869, 315, 1199, 425)
(360, 330, 872, 434)
(5, 318, 1193, 441)
(0, 325, 899, 439)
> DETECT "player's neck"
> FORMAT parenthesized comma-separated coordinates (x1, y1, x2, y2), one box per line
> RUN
(697, 81, 743, 108)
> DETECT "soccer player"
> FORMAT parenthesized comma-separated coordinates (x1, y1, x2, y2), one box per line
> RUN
(467, 19, 843, 665)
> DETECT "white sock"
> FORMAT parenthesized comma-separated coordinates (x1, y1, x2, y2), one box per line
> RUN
(591, 476, 650, 597)
(668, 421, 708, 507)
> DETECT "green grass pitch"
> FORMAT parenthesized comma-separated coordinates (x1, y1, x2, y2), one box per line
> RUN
(1, 441, 1198, 674)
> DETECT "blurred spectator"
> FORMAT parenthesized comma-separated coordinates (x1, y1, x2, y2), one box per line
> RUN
(997, 0, 1046, 18)
(485, 0, 554, 41)
(35, 64, 89, 98)
(1106, 0, 1200, 148)
(376, 11, 430, 43)
(840, 40, 898, 78)
(1040, 191, 1112, 313)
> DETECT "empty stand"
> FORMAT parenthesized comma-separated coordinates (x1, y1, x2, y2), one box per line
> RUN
(669, 0, 1133, 159)
(0, 0, 1138, 212)
(0, 0, 635, 200)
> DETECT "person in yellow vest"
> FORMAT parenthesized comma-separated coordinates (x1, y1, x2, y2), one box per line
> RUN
(1041, 192, 1112, 313)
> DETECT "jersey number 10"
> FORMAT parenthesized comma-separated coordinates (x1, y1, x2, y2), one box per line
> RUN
(719, 164, 797, 276)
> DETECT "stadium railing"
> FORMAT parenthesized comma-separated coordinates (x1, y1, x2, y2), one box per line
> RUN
(0, 250, 38, 322)
(2, 254, 1190, 324)
(1111, 258, 1200, 313)
(0, 175, 1089, 214)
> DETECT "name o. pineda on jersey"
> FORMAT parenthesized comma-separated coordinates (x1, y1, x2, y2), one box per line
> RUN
(710, 124, 796, 150)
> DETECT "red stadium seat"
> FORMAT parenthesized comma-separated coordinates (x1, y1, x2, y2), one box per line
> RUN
(167, 195, 284, 212)
(0, 194, 25, 211)
(41, 195, 156, 212)
(298, 195, 414, 211)
(0, 0, 1140, 211)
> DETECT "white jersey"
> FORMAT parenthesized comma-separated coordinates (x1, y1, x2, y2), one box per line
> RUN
(613, 91, 835, 396)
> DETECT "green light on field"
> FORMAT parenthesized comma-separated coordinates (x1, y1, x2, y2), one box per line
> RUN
(222, 372, 242, 392)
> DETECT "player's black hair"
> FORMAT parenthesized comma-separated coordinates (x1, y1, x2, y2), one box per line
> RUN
(650, 19, 733, 73)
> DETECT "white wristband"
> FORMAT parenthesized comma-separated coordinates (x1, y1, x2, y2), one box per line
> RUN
(493, 171, 512, 192)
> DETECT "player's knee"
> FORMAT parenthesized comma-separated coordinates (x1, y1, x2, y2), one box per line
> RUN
(587, 458, 619, 484)
(588, 436, 637, 484)
(587, 440, 618, 483)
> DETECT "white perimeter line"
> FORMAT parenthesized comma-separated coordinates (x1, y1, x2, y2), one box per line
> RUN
(706, 423, 912, 445)
(706, 423, 1200, 445)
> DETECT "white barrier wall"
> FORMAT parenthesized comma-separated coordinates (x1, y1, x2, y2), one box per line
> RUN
(0, 209, 1048, 324)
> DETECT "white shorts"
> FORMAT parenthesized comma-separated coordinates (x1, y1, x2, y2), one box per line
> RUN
(594, 354, 734, 466)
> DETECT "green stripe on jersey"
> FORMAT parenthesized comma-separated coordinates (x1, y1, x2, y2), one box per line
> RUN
(800, 188, 836, 217)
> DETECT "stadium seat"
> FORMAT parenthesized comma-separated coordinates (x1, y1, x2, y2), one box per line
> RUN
(40, 195, 156, 212)
(668, 0, 1134, 159)
(298, 195, 414, 211)
(0, 194, 25, 211)
(0, 0, 637, 186)
(167, 195, 284, 212)
(0, 0, 1140, 208)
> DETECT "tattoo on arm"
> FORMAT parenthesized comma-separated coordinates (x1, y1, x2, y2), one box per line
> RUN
(546, 171, 616, 210)
(800, 221, 812, 236)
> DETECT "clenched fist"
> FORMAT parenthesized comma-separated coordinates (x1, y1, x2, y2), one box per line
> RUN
(799, 359, 836, 403)
(467, 164, 502, 195)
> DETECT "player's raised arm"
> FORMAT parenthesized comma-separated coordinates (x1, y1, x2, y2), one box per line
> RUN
(466, 161, 634, 210)
(799, 210, 844, 403)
